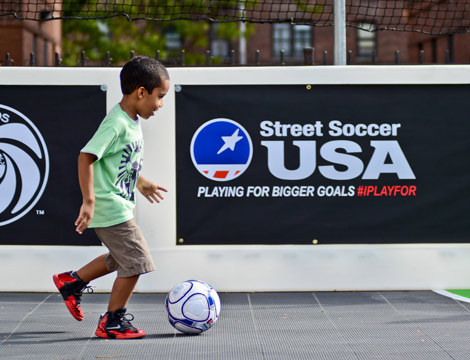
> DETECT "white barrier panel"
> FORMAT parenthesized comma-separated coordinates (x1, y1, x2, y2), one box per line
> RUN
(0, 65, 469, 292)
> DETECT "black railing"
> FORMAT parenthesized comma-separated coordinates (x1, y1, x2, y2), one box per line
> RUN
(0, 48, 463, 67)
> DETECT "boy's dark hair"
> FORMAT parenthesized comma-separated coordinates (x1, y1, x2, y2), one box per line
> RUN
(120, 56, 169, 95)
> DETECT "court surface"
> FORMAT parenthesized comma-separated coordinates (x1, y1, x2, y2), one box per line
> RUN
(1, 291, 470, 359)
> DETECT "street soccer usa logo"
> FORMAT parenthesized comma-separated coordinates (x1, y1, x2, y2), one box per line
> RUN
(0, 104, 49, 226)
(190, 118, 252, 182)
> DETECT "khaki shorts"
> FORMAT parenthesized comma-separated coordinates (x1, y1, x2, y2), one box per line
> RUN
(94, 219, 156, 277)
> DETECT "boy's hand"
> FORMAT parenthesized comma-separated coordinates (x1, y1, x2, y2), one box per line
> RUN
(137, 176, 168, 204)
(75, 201, 94, 234)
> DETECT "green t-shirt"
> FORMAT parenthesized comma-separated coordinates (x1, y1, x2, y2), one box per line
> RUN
(81, 104, 144, 228)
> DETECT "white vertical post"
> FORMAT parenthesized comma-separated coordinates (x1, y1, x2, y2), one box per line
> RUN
(334, 0, 347, 65)
(239, 2, 247, 64)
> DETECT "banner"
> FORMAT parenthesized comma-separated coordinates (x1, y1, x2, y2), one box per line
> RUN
(0, 85, 106, 245)
(176, 84, 470, 245)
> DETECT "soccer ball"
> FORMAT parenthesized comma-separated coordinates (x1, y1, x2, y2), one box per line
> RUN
(165, 280, 221, 334)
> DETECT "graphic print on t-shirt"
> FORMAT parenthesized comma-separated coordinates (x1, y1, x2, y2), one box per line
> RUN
(115, 139, 143, 201)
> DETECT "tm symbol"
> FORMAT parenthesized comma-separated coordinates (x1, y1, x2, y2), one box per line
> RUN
(36, 210, 45, 215)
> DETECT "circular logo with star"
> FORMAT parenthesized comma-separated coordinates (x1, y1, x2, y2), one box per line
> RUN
(190, 118, 253, 182)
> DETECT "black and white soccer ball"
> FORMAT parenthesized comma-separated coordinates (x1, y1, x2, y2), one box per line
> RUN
(165, 280, 221, 334)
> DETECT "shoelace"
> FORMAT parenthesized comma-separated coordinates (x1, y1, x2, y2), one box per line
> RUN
(74, 284, 94, 296)
(120, 312, 135, 322)
(82, 285, 94, 294)
(117, 312, 136, 329)
(73, 285, 94, 305)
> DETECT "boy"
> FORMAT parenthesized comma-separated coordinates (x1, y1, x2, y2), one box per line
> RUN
(53, 56, 170, 339)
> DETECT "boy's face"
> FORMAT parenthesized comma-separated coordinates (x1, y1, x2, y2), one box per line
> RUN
(137, 78, 170, 119)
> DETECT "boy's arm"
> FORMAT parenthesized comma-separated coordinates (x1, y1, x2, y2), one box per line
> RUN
(137, 175, 168, 204)
(75, 152, 97, 234)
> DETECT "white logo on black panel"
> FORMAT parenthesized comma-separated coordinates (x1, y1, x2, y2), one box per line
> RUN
(0, 105, 49, 226)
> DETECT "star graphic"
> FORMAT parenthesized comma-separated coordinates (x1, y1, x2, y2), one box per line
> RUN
(217, 129, 243, 155)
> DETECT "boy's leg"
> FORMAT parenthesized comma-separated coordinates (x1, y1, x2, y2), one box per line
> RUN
(93, 220, 154, 339)
(108, 275, 140, 312)
(95, 275, 146, 339)
(76, 254, 113, 283)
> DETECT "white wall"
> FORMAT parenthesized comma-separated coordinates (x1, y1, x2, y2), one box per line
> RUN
(1, 65, 470, 292)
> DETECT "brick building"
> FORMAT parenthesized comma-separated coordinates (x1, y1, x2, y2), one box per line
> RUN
(0, 0, 468, 66)
(405, 0, 470, 64)
(241, 23, 470, 65)
(212, 0, 469, 65)
(243, 23, 411, 65)
(0, 1, 61, 66)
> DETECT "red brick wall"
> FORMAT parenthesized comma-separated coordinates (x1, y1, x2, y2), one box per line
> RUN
(0, 17, 61, 66)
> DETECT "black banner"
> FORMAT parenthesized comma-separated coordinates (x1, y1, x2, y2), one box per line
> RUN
(0, 85, 106, 245)
(176, 85, 470, 245)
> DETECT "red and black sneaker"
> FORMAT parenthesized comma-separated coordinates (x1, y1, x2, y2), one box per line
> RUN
(53, 271, 92, 321)
(95, 308, 146, 339)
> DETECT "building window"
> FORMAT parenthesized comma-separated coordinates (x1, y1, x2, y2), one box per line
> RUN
(43, 40, 49, 66)
(431, 38, 438, 63)
(293, 25, 312, 57)
(210, 23, 229, 57)
(33, 34, 38, 55)
(273, 24, 291, 56)
(273, 24, 312, 58)
(356, 23, 376, 62)
(164, 27, 181, 51)
(447, 34, 454, 63)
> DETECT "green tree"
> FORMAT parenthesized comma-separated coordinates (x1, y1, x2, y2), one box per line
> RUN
(61, 0, 256, 66)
